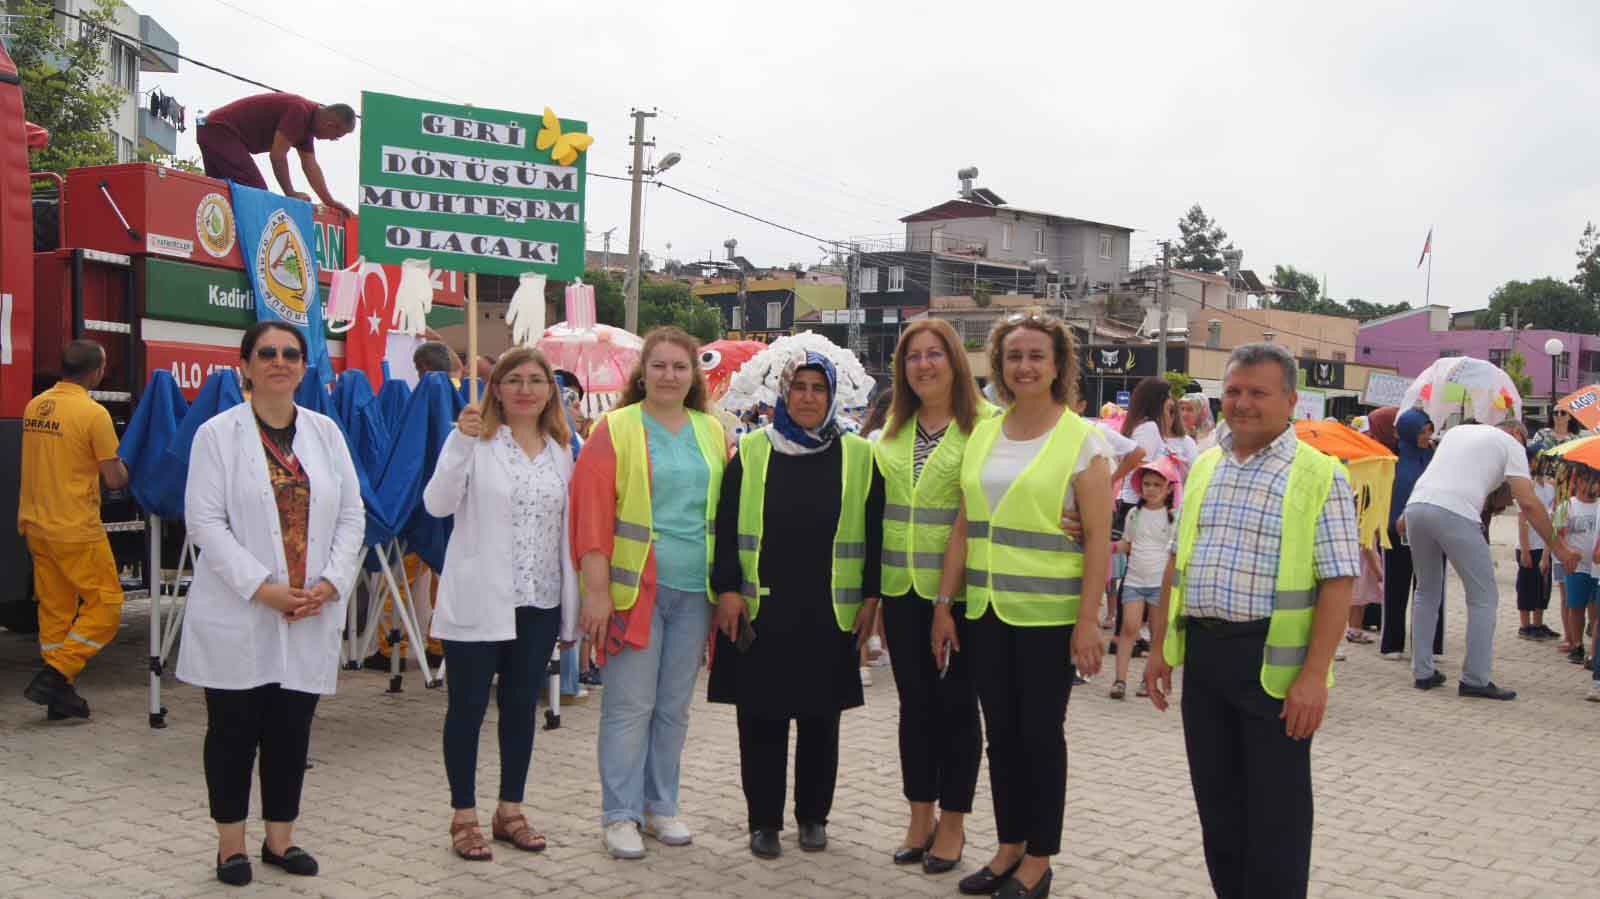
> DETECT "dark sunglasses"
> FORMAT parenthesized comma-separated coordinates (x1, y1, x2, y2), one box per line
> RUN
(1555, 409, 1571, 417)
(255, 346, 303, 362)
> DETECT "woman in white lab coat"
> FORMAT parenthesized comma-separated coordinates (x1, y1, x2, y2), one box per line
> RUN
(178, 321, 366, 888)
(425, 346, 579, 862)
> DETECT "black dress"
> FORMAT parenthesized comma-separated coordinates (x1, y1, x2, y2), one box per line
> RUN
(707, 438, 884, 717)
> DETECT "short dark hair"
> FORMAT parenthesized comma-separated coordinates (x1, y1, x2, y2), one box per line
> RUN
(413, 341, 454, 374)
(321, 103, 356, 128)
(60, 340, 105, 377)
(241, 321, 308, 361)
(1225, 342, 1297, 394)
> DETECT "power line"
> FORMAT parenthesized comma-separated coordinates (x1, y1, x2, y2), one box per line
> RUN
(45, 7, 285, 93)
(209, 0, 442, 99)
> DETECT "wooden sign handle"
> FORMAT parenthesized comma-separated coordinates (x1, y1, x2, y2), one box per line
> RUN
(468, 270, 479, 405)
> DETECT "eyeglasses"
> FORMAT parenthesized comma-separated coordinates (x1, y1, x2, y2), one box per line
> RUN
(254, 346, 303, 362)
(501, 376, 550, 391)
(903, 349, 947, 366)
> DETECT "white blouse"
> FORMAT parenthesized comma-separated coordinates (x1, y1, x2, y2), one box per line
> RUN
(493, 427, 565, 610)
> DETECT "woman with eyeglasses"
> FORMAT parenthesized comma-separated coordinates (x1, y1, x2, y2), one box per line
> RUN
(570, 326, 727, 859)
(873, 320, 993, 874)
(178, 321, 366, 887)
(424, 347, 578, 862)
(934, 313, 1111, 899)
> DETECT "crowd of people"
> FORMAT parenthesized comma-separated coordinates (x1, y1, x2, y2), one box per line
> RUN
(18, 307, 1598, 897)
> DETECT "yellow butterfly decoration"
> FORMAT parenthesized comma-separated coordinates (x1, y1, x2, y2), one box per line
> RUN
(536, 107, 593, 166)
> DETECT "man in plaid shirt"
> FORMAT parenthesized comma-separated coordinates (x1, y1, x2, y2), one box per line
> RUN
(1147, 343, 1360, 899)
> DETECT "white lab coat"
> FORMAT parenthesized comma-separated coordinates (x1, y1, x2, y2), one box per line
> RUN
(424, 427, 579, 644)
(176, 403, 366, 695)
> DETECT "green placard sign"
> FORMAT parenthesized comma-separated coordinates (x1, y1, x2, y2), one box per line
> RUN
(358, 91, 589, 280)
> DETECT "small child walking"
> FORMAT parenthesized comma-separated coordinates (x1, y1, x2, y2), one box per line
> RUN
(1558, 477, 1600, 664)
(1110, 458, 1179, 700)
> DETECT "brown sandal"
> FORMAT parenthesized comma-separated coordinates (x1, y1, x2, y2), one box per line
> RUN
(451, 819, 493, 861)
(492, 811, 547, 853)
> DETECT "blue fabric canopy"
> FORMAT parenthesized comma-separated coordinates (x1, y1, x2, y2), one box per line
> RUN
(370, 372, 464, 571)
(116, 371, 189, 520)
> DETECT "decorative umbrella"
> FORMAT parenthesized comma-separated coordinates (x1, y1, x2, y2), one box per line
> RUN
(717, 331, 875, 416)
(1400, 356, 1522, 428)
(536, 322, 643, 394)
(698, 339, 766, 399)
(1294, 419, 1397, 549)
(1557, 385, 1600, 432)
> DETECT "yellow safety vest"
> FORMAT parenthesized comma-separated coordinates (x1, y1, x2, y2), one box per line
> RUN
(735, 431, 872, 631)
(605, 403, 726, 609)
(959, 408, 1090, 626)
(1165, 440, 1337, 699)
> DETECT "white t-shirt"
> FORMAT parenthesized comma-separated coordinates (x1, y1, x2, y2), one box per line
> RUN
(1528, 481, 1556, 552)
(1405, 425, 1531, 523)
(980, 426, 1112, 516)
(1168, 435, 1199, 467)
(1095, 422, 1139, 460)
(1565, 498, 1599, 576)
(1118, 420, 1171, 504)
(1123, 504, 1176, 589)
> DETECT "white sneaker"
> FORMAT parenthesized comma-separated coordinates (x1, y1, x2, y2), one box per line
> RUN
(1587, 684, 1600, 703)
(1379, 651, 1407, 661)
(859, 666, 873, 687)
(642, 814, 693, 846)
(603, 821, 646, 859)
(870, 651, 891, 668)
(1334, 646, 1348, 661)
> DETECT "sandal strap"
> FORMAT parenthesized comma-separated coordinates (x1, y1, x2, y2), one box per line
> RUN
(493, 812, 545, 847)
(451, 819, 490, 850)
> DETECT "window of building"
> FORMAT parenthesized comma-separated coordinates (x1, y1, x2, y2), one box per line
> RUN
(1304, 348, 1318, 360)
(1098, 233, 1112, 260)
(1439, 349, 1462, 358)
(859, 267, 878, 293)
(1034, 229, 1044, 254)
(110, 42, 126, 88)
(930, 226, 945, 252)
(887, 266, 904, 292)
(766, 302, 782, 329)
(1582, 350, 1600, 372)
(962, 318, 990, 343)
(1488, 349, 1510, 369)
(1332, 351, 1347, 361)
(1002, 223, 1013, 251)
(883, 309, 899, 325)
(731, 306, 743, 330)
(122, 135, 134, 162)
(1557, 352, 1571, 382)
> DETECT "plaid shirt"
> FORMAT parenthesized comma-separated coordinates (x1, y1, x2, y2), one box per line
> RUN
(1171, 424, 1361, 622)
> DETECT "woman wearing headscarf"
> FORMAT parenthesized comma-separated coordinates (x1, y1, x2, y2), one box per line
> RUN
(710, 351, 884, 860)
(1379, 408, 1445, 659)
(1178, 392, 1216, 452)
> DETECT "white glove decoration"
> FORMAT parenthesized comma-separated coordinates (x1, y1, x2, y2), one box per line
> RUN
(392, 258, 433, 336)
(506, 272, 548, 348)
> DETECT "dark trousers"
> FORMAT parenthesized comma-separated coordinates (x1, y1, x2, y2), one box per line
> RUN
(1379, 529, 1445, 655)
(196, 124, 269, 190)
(1181, 623, 1312, 899)
(441, 606, 560, 810)
(736, 707, 840, 831)
(882, 593, 981, 812)
(971, 609, 1072, 857)
(1515, 548, 1552, 612)
(203, 684, 319, 823)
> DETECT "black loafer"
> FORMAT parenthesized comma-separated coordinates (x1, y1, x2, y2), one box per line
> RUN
(216, 852, 252, 887)
(893, 831, 934, 865)
(798, 821, 827, 852)
(1414, 671, 1446, 690)
(995, 868, 1053, 899)
(923, 837, 965, 874)
(1459, 681, 1517, 701)
(261, 842, 319, 876)
(959, 859, 1021, 895)
(750, 828, 781, 859)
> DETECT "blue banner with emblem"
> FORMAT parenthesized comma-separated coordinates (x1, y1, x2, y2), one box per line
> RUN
(229, 182, 333, 384)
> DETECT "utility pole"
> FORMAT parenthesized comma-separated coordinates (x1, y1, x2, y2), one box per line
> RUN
(624, 108, 657, 334)
(846, 243, 862, 354)
(1157, 241, 1172, 375)
(602, 227, 616, 272)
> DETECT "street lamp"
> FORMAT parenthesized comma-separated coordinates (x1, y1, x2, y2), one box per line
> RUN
(1546, 337, 1565, 415)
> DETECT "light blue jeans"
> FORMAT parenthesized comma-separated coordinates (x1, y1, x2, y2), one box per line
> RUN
(560, 645, 579, 695)
(598, 585, 712, 825)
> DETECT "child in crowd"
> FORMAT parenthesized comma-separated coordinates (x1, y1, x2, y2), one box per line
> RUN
(1516, 468, 1558, 641)
(1558, 476, 1600, 664)
(1109, 458, 1178, 700)
(1344, 519, 1383, 651)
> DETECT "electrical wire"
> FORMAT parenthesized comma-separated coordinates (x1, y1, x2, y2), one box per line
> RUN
(209, 0, 443, 99)
(45, 7, 286, 93)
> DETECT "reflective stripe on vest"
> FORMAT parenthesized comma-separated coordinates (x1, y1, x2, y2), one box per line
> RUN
(603, 404, 726, 611)
(736, 431, 872, 631)
(958, 408, 1090, 627)
(1164, 439, 1337, 699)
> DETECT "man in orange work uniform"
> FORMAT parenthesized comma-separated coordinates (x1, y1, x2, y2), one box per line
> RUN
(19, 341, 129, 719)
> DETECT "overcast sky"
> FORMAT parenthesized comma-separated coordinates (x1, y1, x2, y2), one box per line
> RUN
(132, 0, 1600, 311)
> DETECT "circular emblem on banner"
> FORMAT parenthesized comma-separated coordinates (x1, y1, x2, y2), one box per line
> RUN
(195, 193, 236, 258)
(255, 209, 311, 324)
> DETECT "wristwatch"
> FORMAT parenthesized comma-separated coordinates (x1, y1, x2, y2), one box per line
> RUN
(933, 595, 953, 607)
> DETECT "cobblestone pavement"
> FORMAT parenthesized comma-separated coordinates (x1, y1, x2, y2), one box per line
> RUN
(3, 517, 1599, 898)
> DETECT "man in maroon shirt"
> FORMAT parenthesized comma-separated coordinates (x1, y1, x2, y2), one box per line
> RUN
(198, 92, 356, 214)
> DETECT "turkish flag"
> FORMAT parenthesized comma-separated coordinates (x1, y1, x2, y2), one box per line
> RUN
(346, 263, 395, 390)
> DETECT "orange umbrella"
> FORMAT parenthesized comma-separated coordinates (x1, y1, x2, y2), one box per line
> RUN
(1294, 420, 1396, 549)
(1557, 385, 1600, 432)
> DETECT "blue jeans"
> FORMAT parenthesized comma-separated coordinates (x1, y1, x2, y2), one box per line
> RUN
(598, 585, 712, 825)
(560, 645, 579, 695)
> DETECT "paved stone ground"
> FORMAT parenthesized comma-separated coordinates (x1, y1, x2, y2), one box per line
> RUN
(3, 516, 1599, 898)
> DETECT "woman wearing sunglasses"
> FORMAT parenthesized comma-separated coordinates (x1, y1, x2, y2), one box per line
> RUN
(570, 326, 727, 859)
(178, 321, 366, 887)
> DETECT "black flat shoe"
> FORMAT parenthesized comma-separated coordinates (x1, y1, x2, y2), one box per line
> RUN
(923, 836, 965, 874)
(995, 867, 1053, 899)
(750, 828, 781, 859)
(798, 821, 827, 852)
(1414, 671, 1446, 690)
(1459, 681, 1517, 701)
(893, 831, 934, 865)
(261, 842, 319, 876)
(959, 858, 1022, 895)
(216, 853, 252, 887)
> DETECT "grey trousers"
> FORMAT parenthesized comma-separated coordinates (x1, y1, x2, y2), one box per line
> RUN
(1405, 503, 1498, 687)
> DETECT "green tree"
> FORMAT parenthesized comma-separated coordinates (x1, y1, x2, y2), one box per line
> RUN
(1573, 221, 1600, 307)
(1271, 264, 1322, 310)
(11, 0, 125, 175)
(639, 280, 721, 342)
(1501, 352, 1535, 398)
(577, 269, 626, 326)
(1173, 204, 1233, 273)
(1477, 278, 1598, 332)
(1343, 298, 1413, 321)
(1163, 370, 1195, 398)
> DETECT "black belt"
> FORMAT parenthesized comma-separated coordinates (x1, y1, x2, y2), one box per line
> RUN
(1183, 616, 1270, 637)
